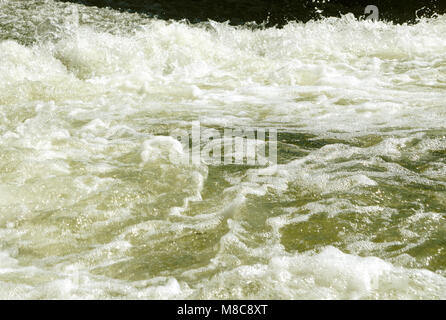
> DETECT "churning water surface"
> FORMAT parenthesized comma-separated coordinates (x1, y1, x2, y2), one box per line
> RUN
(1, 0, 446, 299)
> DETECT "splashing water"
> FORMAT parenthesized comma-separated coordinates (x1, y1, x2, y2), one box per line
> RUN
(0, 0, 446, 299)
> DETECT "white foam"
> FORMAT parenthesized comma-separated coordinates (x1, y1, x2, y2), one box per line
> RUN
(192, 246, 446, 299)
(1, 0, 446, 299)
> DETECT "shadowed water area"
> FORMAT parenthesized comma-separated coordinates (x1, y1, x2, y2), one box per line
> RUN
(58, 0, 446, 25)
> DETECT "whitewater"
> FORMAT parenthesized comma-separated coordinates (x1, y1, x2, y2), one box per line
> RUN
(0, 0, 446, 299)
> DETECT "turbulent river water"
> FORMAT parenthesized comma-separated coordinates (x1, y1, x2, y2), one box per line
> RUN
(1, 0, 446, 299)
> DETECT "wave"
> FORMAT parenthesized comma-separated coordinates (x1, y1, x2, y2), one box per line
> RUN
(1, 0, 446, 299)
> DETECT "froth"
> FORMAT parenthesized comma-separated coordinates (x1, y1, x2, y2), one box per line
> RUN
(1, 0, 446, 299)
